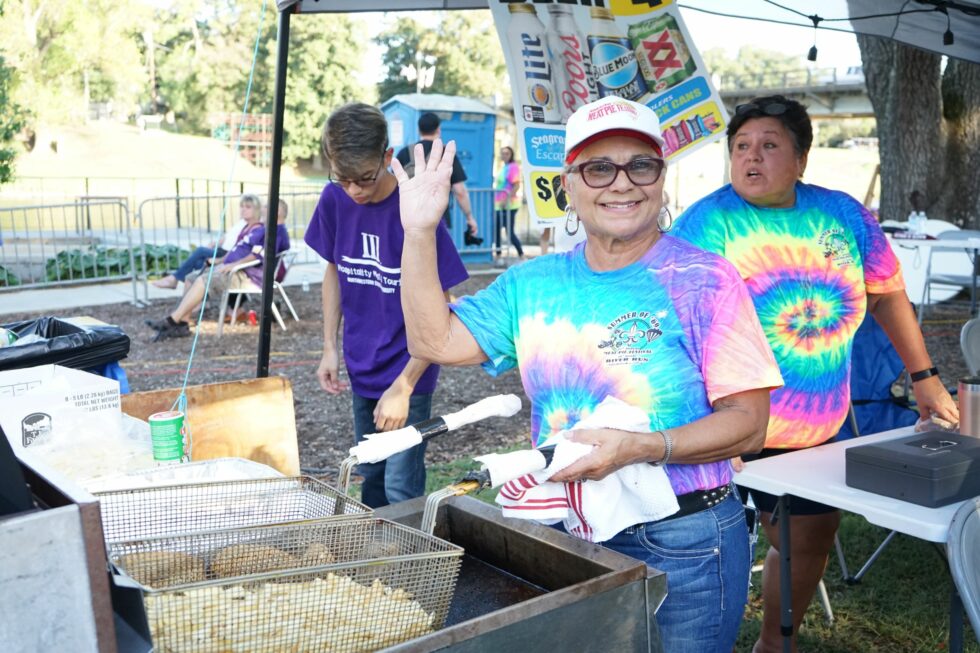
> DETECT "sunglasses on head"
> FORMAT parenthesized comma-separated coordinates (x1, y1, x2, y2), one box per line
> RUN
(735, 101, 790, 117)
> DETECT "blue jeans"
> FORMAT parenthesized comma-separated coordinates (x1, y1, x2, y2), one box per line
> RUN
(602, 488, 751, 653)
(174, 246, 226, 281)
(494, 208, 523, 257)
(352, 392, 432, 508)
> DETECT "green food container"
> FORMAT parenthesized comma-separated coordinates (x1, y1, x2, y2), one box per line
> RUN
(148, 410, 186, 462)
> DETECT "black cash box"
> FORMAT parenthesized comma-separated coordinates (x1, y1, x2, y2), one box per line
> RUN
(845, 431, 980, 508)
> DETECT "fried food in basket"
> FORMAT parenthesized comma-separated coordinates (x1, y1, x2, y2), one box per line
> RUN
(299, 541, 337, 567)
(145, 573, 434, 652)
(119, 550, 206, 587)
(209, 543, 299, 579)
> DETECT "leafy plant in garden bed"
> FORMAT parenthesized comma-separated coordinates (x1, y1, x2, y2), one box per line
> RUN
(0, 264, 19, 287)
(44, 244, 191, 282)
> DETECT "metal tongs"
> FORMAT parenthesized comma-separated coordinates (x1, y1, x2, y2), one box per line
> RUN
(421, 444, 558, 532)
(337, 394, 523, 498)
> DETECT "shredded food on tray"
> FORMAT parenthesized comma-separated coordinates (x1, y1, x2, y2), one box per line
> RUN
(146, 573, 434, 652)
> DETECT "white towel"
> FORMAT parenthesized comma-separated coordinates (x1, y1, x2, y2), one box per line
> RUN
(495, 396, 680, 543)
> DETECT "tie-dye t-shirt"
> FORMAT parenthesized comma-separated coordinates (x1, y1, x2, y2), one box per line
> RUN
(451, 235, 783, 496)
(674, 183, 905, 449)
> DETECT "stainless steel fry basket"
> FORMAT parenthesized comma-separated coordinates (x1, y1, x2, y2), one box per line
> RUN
(108, 518, 463, 653)
(96, 476, 371, 543)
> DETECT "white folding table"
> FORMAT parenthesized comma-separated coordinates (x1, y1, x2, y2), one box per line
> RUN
(734, 427, 972, 652)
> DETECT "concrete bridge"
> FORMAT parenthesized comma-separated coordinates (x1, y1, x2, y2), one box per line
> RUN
(718, 66, 873, 118)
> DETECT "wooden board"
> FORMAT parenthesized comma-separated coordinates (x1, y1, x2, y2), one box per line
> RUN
(120, 377, 300, 475)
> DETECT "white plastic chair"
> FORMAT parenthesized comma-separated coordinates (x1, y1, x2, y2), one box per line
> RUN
(948, 497, 980, 643)
(919, 230, 980, 324)
(961, 318, 980, 376)
(216, 251, 299, 336)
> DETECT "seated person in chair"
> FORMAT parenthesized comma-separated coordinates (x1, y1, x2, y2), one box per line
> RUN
(152, 193, 262, 289)
(146, 199, 290, 339)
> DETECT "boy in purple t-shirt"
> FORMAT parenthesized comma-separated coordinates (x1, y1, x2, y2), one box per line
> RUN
(306, 103, 468, 508)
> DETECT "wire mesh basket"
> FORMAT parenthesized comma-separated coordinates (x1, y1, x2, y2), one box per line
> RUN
(96, 476, 371, 543)
(108, 518, 463, 653)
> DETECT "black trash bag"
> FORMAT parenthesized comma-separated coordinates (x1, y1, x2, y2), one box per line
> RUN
(0, 317, 130, 372)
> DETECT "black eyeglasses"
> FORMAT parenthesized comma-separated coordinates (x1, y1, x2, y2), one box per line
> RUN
(735, 101, 790, 116)
(330, 150, 387, 188)
(568, 157, 665, 188)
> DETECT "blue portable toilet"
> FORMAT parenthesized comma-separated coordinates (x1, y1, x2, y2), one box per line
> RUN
(382, 93, 496, 263)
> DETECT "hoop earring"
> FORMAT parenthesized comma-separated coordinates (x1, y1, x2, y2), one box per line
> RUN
(657, 205, 673, 233)
(564, 205, 580, 236)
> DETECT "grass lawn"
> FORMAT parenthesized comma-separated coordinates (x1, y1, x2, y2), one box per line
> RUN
(423, 457, 978, 653)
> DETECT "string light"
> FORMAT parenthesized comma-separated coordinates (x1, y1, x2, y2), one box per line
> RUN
(807, 14, 822, 62)
(679, 1, 977, 54)
(942, 6, 955, 45)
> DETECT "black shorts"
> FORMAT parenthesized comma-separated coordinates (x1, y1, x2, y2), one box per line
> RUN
(737, 446, 839, 516)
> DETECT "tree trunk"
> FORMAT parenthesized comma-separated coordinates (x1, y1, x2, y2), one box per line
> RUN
(857, 34, 943, 223)
(939, 59, 980, 229)
(859, 34, 980, 229)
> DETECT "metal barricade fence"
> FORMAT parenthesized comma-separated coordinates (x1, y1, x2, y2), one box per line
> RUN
(0, 185, 520, 304)
(0, 200, 137, 298)
(459, 187, 542, 261)
(134, 191, 322, 302)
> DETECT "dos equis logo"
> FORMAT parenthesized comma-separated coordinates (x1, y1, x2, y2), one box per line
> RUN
(598, 310, 664, 365)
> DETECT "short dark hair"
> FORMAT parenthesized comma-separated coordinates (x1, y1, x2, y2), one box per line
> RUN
(418, 112, 440, 135)
(322, 103, 389, 178)
(727, 95, 812, 156)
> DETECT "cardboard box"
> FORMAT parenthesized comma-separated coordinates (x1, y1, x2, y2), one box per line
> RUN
(0, 364, 121, 451)
(120, 377, 300, 476)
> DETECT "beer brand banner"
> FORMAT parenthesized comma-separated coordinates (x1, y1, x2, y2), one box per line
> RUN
(490, 0, 728, 227)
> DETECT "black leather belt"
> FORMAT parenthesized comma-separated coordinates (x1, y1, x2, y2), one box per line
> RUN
(626, 484, 733, 532)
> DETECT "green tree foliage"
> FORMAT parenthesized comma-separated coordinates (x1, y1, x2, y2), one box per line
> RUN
(0, 44, 22, 185)
(813, 118, 876, 148)
(0, 0, 22, 184)
(703, 46, 805, 88)
(150, 1, 370, 162)
(151, 0, 272, 134)
(260, 14, 372, 163)
(376, 11, 507, 105)
(0, 0, 148, 127)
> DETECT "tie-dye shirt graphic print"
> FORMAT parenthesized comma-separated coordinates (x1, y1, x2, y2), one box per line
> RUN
(674, 183, 904, 449)
(451, 236, 783, 496)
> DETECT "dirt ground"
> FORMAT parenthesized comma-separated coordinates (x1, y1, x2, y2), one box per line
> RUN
(2, 274, 972, 479)
(3, 273, 530, 478)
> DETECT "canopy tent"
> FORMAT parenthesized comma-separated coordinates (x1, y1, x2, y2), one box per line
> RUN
(255, 0, 980, 375)
(846, 0, 980, 65)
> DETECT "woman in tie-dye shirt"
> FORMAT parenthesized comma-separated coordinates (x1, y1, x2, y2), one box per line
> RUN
(393, 96, 783, 653)
(674, 94, 958, 653)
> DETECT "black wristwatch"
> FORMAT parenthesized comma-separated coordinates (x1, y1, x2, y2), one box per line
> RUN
(910, 366, 939, 383)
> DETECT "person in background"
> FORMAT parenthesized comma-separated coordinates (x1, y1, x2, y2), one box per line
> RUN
(393, 96, 783, 652)
(145, 197, 289, 340)
(308, 103, 469, 508)
(396, 112, 479, 239)
(672, 94, 958, 653)
(151, 193, 260, 289)
(493, 145, 524, 264)
(539, 227, 553, 255)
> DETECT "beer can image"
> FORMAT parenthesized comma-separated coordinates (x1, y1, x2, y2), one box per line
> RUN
(629, 13, 698, 93)
(148, 410, 186, 462)
(588, 8, 646, 101)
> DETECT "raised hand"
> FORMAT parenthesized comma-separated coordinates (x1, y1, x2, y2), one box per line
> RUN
(391, 139, 456, 232)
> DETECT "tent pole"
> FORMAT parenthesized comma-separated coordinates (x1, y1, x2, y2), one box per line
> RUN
(258, 7, 291, 378)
